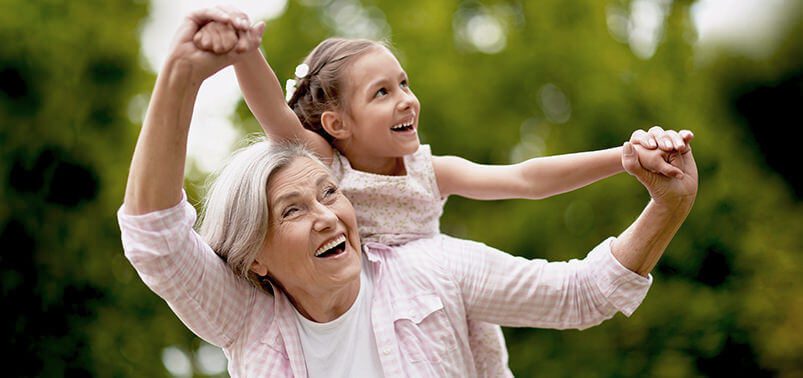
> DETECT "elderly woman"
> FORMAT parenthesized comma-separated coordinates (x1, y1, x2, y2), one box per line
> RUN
(120, 9, 698, 377)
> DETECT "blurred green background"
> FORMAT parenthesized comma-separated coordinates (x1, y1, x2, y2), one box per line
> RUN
(2, 0, 801, 376)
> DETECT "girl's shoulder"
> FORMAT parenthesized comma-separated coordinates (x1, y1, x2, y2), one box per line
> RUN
(405, 144, 434, 170)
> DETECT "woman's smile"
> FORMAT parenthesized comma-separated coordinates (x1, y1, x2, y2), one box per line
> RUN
(314, 233, 348, 258)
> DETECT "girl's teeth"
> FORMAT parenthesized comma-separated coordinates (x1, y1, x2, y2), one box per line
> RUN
(392, 122, 413, 130)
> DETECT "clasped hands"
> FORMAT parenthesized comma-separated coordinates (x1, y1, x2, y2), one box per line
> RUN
(165, 6, 264, 83)
(627, 127, 698, 208)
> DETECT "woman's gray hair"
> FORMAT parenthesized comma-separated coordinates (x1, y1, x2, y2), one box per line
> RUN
(197, 136, 323, 293)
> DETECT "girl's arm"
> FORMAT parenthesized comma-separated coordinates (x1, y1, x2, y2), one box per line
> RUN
(433, 129, 693, 200)
(233, 48, 333, 161)
(194, 19, 333, 160)
(434, 147, 624, 200)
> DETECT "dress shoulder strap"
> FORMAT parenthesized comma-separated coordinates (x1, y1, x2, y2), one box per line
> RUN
(404, 144, 442, 200)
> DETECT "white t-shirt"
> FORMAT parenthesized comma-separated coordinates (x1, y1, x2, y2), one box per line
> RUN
(293, 261, 384, 377)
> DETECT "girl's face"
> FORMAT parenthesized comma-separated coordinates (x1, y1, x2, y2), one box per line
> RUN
(339, 48, 421, 160)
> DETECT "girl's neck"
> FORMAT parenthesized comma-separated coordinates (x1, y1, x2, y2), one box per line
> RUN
(346, 153, 406, 176)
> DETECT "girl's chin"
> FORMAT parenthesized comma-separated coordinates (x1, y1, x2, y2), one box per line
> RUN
(400, 138, 420, 152)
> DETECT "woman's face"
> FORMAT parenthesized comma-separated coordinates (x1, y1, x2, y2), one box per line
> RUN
(253, 157, 362, 298)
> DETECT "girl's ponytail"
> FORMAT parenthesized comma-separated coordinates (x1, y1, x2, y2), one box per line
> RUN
(286, 38, 388, 144)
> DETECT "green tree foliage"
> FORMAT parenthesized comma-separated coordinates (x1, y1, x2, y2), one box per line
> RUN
(0, 1, 184, 376)
(2, 0, 800, 376)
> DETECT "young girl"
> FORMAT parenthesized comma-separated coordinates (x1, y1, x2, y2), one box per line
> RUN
(194, 17, 691, 377)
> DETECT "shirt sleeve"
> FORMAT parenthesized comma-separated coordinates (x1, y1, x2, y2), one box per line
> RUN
(437, 235, 652, 330)
(117, 192, 258, 347)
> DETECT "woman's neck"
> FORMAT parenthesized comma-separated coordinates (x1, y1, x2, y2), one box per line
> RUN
(285, 278, 361, 323)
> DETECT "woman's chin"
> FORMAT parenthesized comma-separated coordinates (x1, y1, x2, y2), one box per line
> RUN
(316, 245, 361, 283)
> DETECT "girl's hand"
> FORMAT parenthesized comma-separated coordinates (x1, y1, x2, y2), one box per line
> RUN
(192, 4, 257, 55)
(627, 127, 695, 179)
(633, 144, 685, 179)
(194, 21, 239, 54)
(622, 141, 698, 207)
(630, 126, 694, 153)
(167, 7, 263, 82)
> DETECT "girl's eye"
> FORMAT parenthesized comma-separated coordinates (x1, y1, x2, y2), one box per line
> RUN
(400, 80, 409, 89)
(375, 87, 388, 98)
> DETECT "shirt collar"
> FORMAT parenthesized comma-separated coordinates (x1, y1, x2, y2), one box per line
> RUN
(363, 242, 393, 262)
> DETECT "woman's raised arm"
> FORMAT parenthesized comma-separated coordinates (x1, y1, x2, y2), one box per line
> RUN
(123, 8, 263, 215)
(119, 9, 267, 348)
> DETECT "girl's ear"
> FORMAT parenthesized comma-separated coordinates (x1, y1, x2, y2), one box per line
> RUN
(321, 110, 352, 140)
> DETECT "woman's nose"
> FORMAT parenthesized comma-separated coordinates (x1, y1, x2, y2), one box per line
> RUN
(312, 203, 337, 232)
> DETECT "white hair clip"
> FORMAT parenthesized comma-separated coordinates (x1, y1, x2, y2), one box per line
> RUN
(285, 63, 310, 102)
(285, 79, 297, 102)
(294, 63, 310, 78)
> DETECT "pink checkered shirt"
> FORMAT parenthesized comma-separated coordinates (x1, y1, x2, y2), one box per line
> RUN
(118, 196, 652, 377)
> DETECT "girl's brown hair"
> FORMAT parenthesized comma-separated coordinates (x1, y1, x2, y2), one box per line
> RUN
(287, 38, 387, 143)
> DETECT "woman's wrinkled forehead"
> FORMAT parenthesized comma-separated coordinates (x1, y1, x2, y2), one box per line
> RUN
(267, 157, 335, 205)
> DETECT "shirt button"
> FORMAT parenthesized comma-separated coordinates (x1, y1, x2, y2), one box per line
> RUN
(383, 347, 392, 355)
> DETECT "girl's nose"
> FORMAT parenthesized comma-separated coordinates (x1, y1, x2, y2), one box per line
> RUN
(397, 91, 415, 111)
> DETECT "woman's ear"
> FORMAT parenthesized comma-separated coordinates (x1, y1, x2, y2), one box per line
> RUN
(250, 260, 269, 277)
(321, 110, 351, 140)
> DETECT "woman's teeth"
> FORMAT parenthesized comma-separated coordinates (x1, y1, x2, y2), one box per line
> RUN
(315, 235, 347, 257)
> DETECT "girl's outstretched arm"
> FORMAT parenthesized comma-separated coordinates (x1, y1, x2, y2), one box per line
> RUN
(433, 128, 693, 200)
(434, 147, 624, 200)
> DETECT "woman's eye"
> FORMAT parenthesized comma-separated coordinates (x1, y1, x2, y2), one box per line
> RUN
(282, 207, 299, 218)
(375, 87, 388, 98)
(323, 185, 338, 200)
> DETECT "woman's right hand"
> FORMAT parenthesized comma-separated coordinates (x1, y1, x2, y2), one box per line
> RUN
(194, 20, 240, 54)
(622, 140, 698, 209)
(166, 7, 264, 82)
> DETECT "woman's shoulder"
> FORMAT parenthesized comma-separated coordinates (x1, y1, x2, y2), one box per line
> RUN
(367, 238, 466, 314)
(372, 236, 452, 278)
